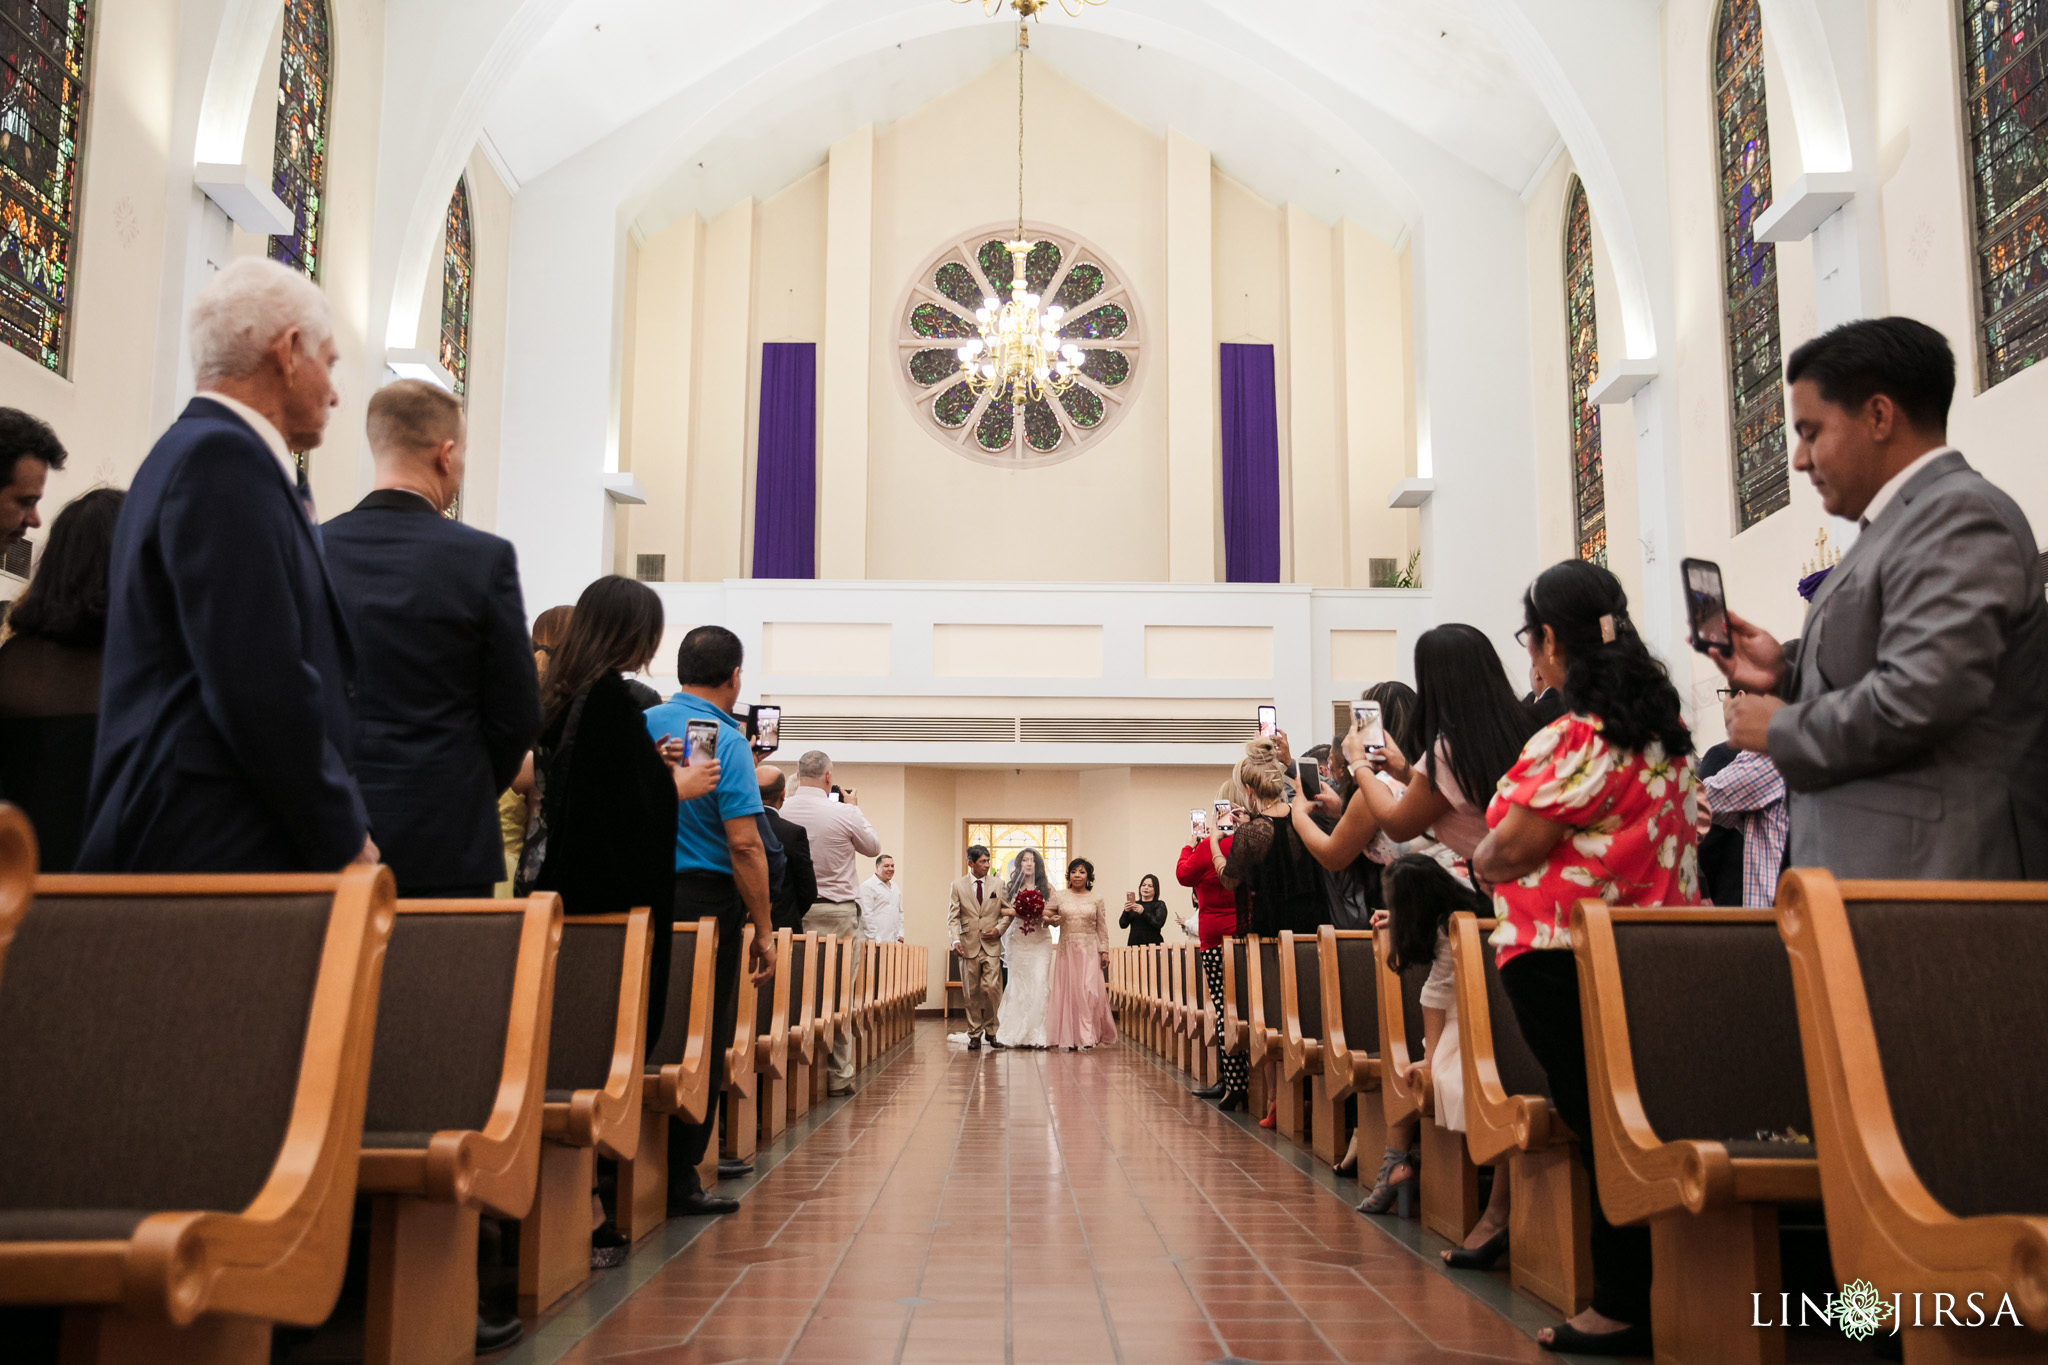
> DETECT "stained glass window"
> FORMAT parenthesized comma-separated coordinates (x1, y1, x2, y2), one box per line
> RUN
(1961, 0, 2048, 387)
(440, 177, 472, 399)
(1563, 178, 1606, 565)
(1715, 0, 1788, 531)
(900, 225, 1141, 467)
(268, 0, 329, 279)
(0, 0, 92, 372)
(964, 822, 1071, 891)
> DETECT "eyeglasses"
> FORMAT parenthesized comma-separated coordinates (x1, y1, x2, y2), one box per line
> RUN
(1514, 625, 1538, 648)
(1715, 688, 1739, 700)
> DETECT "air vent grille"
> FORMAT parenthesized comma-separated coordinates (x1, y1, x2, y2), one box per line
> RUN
(635, 554, 665, 583)
(777, 715, 1258, 745)
(1020, 717, 1259, 744)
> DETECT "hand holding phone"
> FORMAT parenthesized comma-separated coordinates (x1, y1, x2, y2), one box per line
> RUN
(747, 704, 782, 755)
(1295, 759, 1321, 800)
(684, 719, 720, 767)
(1189, 807, 1207, 840)
(1352, 700, 1385, 751)
(1682, 557, 1732, 656)
(1257, 704, 1278, 739)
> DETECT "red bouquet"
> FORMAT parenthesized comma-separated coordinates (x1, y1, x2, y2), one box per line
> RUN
(1012, 888, 1046, 934)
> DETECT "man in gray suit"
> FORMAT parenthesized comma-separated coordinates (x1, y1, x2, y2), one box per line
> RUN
(1718, 316, 2048, 880)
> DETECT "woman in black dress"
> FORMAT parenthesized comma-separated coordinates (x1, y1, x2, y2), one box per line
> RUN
(1118, 873, 1168, 946)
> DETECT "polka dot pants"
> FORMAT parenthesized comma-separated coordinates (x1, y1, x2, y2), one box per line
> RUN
(1200, 945, 1248, 1094)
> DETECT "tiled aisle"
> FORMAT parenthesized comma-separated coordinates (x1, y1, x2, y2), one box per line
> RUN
(536, 1021, 1552, 1365)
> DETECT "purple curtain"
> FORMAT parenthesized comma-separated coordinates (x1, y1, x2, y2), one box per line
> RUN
(1220, 343, 1281, 583)
(752, 342, 817, 579)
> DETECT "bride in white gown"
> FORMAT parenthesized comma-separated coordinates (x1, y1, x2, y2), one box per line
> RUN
(995, 848, 1055, 1048)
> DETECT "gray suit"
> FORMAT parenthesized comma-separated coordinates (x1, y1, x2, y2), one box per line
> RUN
(1768, 449, 2048, 879)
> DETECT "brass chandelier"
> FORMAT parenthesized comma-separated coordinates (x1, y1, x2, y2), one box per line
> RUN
(952, 1, 1102, 405)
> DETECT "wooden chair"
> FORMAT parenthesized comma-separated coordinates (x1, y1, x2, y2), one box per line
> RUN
(1573, 902, 1820, 1365)
(716, 924, 761, 1167)
(1371, 923, 1475, 1234)
(1450, 912, 1590, 1316)
(0, 837, 394, 1365)
(616, 917, 718, 1242)
(943, 949, 964, 1023)
(750, 928, 794, 1144)
(784, 933, 819, 1125)
(520, 908, 652, 1316)
(1279, 930, 1343, 1165)
(358, 895, 562, 1365)
(1317, 927, 1384, 1175)
(1777, 871, 2048, 1362)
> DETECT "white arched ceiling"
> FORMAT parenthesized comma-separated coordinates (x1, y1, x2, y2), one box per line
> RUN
(1758, 0, 1855, 176)
(194, 0, 285, 164)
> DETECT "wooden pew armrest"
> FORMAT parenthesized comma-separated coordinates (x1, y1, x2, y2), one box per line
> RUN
(1450, 914, 1556, 1166)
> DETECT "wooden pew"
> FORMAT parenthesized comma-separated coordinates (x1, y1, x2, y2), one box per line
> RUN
(1451, 911, 1591, 1316)
(849, 938, 876, 1072)
(1317, 927, 1384, 1179)
(1248, 936, 1301, 1138)
(1777, 871, 2048, 1363)
(716, 924, 761, 1169)
(616, 918, 718, 1243)
(1279, 930, 1343, 1165)
(1372, 922, 1479, 1239)
(1573, 902, 1820, 1365)
(1180, 944, 1215, 1085)
(943, 949, 964, 1024)
(1107, 947, 1127, 1015)
(0, 834, 394, 1365)
(520, 908, 651, 1316)
(359, 895, 562, 1365)
(784, 933, 819, 1125)
(810, 934, 841, 1106)
(750, 928, 794, 1142)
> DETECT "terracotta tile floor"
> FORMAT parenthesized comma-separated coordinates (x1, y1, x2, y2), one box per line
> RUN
(540, 1022, 1552, 1365)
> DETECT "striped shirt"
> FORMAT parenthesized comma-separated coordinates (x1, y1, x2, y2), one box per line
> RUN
(1703, 749, 1789, 907)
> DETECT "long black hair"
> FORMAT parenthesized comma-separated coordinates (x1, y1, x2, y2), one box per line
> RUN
(7, 487, 123, 647)
(1522, 560, 1693, 758)
(541, 576, 664, 730)
(1413, 624, 1541, 809)
(1381, 853, 1489, 972)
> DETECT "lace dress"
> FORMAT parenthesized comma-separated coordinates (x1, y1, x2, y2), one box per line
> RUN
(996, 909, 1055, 1047)
(1045, 890, 1118, 1049)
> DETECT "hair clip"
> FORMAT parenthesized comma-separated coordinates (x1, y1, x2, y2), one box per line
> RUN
(1598, 614, 1617, 643)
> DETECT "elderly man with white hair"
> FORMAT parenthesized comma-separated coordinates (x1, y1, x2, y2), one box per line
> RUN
(78, 257, 375, 874)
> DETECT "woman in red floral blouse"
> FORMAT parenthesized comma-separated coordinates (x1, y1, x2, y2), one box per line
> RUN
(1473, 560, 1700, 1357)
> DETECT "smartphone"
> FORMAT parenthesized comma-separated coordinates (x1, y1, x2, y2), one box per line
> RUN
(748, 704, 781, 755)
(1682, 557, 1732, 655)
(1189, 807, 1207, 838)
(1257, 704, 1278, 739)
(1352, 700, 1385, 751)
(829, 784, 843, 803)
(1296, 759, 1321, 799)
(684, 719, 720, 767)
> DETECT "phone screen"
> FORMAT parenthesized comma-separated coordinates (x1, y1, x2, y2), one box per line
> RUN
(1189, 807, 1207, 838)
(749, 704, 781, 755)
(1353, 700, 1385, 750)
(1296, 759, 1321, 799)
(1682, 557, 1732, 654)
(684, 719, 720, 767)
(1257, 704, 1278, 739)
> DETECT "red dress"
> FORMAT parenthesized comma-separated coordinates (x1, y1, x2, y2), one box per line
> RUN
(1176, 837, 1238, 949)
(1485, 712, 1702, 968)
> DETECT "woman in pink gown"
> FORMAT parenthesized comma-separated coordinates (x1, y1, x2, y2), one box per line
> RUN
(1045, 857, 1118, 1049)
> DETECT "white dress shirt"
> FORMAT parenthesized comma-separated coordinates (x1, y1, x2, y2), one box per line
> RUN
(858, 874, 904, 941)
(198, 390, 297, 486)
(780, 785, 882, 901)
(1857, 445, 1953, 530)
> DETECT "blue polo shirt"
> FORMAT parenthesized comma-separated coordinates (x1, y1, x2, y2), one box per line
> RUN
(644, 692, 764, 875)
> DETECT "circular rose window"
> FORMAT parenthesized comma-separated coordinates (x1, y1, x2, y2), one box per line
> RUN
(896, 223, 1142, 468)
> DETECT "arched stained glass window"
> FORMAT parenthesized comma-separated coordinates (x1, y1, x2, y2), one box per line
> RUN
(440, 176, 472, 400)
(1961, 1, 2048, 387)
(1715, 0, 1788, 531)
(0, 0, 93, 372)
(268, 0, 330, 279)
(1563, 178, 1606, 565)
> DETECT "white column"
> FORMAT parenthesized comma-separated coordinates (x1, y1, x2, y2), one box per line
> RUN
(686, 197, 756, 582)
(625, 213, 701, 584)
(1163, 128, 1216, 583)
(819, 126, 874, 580)
(1285, 205, 1345, 587)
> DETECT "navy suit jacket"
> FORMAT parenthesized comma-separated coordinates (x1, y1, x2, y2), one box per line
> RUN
(80, 398, 369, 872)
(322, 489, 539, 893)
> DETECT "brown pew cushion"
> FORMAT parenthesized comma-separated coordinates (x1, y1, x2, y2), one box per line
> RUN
(1334, 937, 1379, 1059)
(1849, 900, 2048, 1218)
(546, 921, 627, 1095)
(1292, 939, 1322, 1039)
(1259, 939, 1282, 1034)
(1479, 947, 1549, 1100)
(1720, 1139, 1816, 1161)
(0, 1209, 152, 1242)
(646, 927, 703, 1068)
(1612, 922, 1810, 1149)
(0, 896, 330, 1225)
(364, 912, 521, 1142)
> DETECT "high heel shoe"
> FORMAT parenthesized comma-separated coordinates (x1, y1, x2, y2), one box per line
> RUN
(1191, 1081, 1226, 1100)
(1214, 1088, 1248, 1111)
(1258, 1099, 1277, 1130)
(1442, 1225, 1508, 1270)
(1355, 1147, 1419, 1216)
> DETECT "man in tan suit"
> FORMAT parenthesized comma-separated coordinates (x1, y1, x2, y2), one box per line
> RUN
(947, 843, 1010, 1050)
